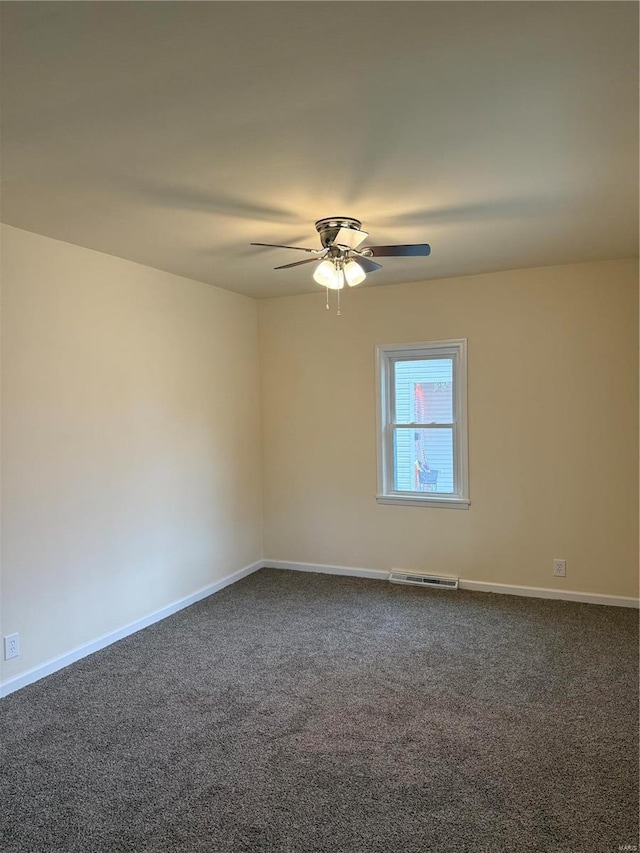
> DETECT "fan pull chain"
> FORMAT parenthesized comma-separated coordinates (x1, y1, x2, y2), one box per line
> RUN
(337, 287, 341, 316)
(326, 287, 330, 310)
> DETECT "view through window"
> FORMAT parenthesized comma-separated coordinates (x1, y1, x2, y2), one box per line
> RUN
(393, 358, 454, 493)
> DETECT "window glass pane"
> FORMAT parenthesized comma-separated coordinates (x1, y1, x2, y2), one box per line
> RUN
(393, 427, 454, 494)
(393, 359, 453, 424)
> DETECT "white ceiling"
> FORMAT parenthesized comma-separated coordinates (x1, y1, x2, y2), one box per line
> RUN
(1, 1, 638, 298)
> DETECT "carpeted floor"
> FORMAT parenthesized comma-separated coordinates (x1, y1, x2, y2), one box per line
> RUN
(0, 568, 638, 852)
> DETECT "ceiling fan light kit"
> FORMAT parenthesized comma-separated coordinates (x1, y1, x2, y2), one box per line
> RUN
(251, 216, 431, 314)
(312, 257, 366, 291)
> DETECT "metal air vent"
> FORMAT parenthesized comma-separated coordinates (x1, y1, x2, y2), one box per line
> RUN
(388, 571, 459, 590)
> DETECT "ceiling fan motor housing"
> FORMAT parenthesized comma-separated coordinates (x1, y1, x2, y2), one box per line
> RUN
(315, 217, 362, 248)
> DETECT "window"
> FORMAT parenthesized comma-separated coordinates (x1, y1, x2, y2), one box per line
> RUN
(376, 339, 469, 508)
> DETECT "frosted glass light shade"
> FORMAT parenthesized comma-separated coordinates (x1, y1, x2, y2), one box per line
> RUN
(344, 259, 366, 287)
(313, 259, 344, 290)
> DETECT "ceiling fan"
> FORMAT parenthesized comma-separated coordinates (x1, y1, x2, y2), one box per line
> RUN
(250, 216, 431, 292)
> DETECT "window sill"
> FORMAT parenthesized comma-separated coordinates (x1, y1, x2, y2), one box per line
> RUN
(376, 494, 471, 510)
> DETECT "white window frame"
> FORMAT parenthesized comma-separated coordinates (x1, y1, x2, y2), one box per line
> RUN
(375, 339, 470, 509)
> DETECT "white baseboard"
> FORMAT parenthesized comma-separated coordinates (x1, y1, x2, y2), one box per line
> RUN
(457, 579, 639, 608)
(0, 560, 264, 699)
(265, 560, 639, 608)
(266, 559, 389, 581)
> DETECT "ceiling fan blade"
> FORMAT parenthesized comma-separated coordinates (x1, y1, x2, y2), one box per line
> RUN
(333, 227, 369, 250)
(367, 244, 431, 257)
(353, 256, 383, 273)
(274, 258, 320, 270)
(250, 242, 316, 252)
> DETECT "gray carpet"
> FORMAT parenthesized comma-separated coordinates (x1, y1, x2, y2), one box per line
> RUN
(0, 568, 638, 852)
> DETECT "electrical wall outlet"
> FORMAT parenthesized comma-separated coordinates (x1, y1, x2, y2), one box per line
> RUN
(4, 633, 19, 660)
(553, 559, 566, 578)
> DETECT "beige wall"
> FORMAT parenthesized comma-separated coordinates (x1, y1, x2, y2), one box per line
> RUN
(1, 225, 263, 682)
(259, 259, 639, 598)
